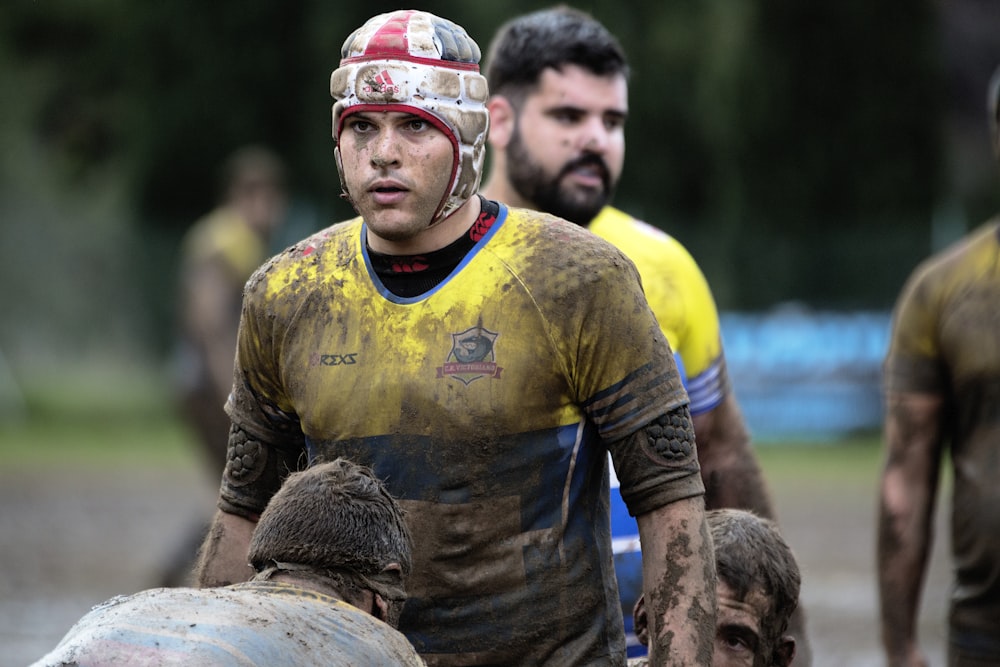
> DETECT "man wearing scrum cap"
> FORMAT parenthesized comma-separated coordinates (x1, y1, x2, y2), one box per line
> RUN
(195, 10, 715, 666)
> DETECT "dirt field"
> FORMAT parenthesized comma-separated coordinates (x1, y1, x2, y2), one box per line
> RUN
(1, 434, 951, 667)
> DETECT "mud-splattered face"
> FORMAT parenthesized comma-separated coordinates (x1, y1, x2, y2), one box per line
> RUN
(505, 64, 626, 226)
(714, 580, 775, 667)
(340, 110, 456, 253)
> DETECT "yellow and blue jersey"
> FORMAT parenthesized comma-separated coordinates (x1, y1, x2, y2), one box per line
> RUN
(222, 204, 698, 665)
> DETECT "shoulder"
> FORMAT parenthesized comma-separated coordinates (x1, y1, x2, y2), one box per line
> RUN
(245, 217, 362, 300)
(899, 219, 1000, 306)
(64, 588, 203, 629)
(587, 207, 714, 308)
(500, 205, 637, 270)
(589, 207, 701, 269)
(182, 208, 263, 270)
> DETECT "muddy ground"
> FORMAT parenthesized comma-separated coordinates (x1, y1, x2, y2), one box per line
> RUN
(1, 445, 951, 667)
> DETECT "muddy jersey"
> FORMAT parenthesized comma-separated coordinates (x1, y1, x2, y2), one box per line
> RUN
(30, 582, 424, 667)
(589, 207, 728, 415)
(221, 204, 699, 666)
(884, 219, 1000, 641)
(589, 206, 728, 655)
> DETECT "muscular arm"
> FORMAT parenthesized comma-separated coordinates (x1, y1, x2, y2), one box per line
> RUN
(612, 405, 716, 666)
(194, 509, 258, 588)
(637, 497, 716, 666)
(692, 393, 776, 519)
(877, 390, 944, 667)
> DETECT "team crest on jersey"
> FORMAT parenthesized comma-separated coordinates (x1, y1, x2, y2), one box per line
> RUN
(436, 321, 502, 385)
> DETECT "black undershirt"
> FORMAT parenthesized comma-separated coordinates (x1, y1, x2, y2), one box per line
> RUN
(367, 196, 500, 298)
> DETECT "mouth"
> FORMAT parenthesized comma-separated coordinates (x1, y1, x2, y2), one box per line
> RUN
(561, 156, 610, 190)
(370, 181, 407, 193)
(368, 181, 409, 205)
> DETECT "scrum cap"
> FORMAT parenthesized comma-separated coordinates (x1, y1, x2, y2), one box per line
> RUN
(331, 10, 490, 223)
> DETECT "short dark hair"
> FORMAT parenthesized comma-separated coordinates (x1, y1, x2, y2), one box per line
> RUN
(248, 458, 412, 581)
(709, 509, 801, 638)
(484, 5, 629, 104)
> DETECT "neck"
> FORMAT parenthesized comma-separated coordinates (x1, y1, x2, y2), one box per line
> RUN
(480, 163, 533, 211)
(266, 571, 347, 600)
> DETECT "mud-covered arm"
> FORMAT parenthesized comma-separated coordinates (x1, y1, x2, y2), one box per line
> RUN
(611, 407, 715, 666)
(637, 496, 715, 666)
(877, 254, 948, 667)
(195, 508, 258, 587)
(692, 389, 776, 519)
(196, 414, 304, 587)
(877, 390, 943, 667)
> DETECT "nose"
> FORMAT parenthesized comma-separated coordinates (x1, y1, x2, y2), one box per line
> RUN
(370, 129, 400, 168)
(579, 116, 610, 154)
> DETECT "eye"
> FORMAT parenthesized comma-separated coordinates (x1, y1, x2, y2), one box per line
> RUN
(551, 109, 584, 125)
(603, 114, 626, 131)
(716, 626, 758, 663)
(407, 118, 429, 131)
(347, 118, 374, 133)
(720, 631, 751, 652)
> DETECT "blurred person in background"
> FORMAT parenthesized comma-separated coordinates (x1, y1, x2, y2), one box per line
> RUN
(194, 9, 716, 665)
(630, 509, 801, 667)
(878, 63, 1000, 667)
(162, 145, 289, 586)
(479, 6, 810, 662)
(31, 458, 424, 666)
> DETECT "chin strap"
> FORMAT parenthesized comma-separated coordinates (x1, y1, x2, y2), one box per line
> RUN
(334, 146, 357, 212)
(258, 560, 408, 604)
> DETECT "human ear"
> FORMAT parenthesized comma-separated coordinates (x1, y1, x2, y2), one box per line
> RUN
(486, 96, 515, 150)
(371, 562, 403, 625)
(774, 636, 796, 667)
(373, 593, 390, 623)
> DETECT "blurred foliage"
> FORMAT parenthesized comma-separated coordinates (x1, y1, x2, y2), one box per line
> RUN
(0, 0, 998, 372)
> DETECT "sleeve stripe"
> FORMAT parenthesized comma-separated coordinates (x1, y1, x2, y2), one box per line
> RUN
(686, 358, 727, 415)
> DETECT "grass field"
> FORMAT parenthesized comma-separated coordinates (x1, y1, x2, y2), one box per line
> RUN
(0, 364, 195, 468)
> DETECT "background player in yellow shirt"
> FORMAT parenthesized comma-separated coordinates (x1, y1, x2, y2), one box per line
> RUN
(479, 6, 808, 662)
(162, 145, 288, 587)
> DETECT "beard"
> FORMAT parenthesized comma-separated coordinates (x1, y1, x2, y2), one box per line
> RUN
(505, 124, 615, 227)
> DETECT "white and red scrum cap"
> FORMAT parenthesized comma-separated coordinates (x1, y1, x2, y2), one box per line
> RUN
(331, 10, 490, 223)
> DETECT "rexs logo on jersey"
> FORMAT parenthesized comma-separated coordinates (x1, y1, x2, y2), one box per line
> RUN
(436, 321, 502, 385)
(309, 352, 358, 367)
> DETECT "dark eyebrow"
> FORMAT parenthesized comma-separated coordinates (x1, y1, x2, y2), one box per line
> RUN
(544, 104, 585, 116)
(544, 105, 628, 120)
